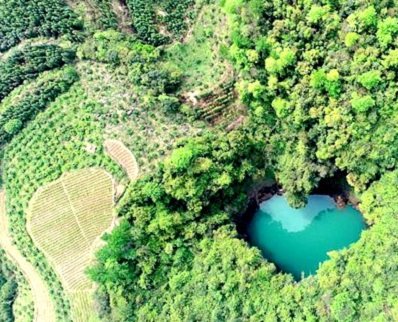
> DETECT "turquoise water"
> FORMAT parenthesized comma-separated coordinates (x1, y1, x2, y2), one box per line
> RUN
(247, 195, 366, 280)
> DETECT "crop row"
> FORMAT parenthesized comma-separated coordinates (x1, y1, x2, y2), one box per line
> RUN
(0, 67, 79, 145)
(0, 0, 82, 53)
(69, 291, 98, 322)
(126, 0, 194, 45)
(28, 169, 114, 292)
(0, 44, 75, 101)
(3, 84, 124, 320)
(198, 79, 236, 122)
(104, 139, 139, 180)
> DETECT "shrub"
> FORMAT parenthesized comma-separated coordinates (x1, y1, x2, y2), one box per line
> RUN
(3, 119, 22, 135)
(377, 17, 398, 48)
(357, 70, 381, 90)
(345, 32, 360, 47)
(357, 6, 377, 28)
(307, 5, 328, 24)
(350, 92, 375, 113)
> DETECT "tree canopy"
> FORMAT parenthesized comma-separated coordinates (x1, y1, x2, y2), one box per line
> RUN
(89, 0, 398, 320)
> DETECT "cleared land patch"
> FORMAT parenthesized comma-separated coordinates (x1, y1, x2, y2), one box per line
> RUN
(104, 139, 139, 181)
(27, 168, 115, 321)
(0, 191, 55, 322)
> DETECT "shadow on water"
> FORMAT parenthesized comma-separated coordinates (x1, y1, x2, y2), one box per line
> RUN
(236, 174, 366, 281)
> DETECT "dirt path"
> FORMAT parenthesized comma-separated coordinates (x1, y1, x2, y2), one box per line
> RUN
(0, 191, 56, 322)
(181, 7, 205, 44)
(111, 0, 134, 33)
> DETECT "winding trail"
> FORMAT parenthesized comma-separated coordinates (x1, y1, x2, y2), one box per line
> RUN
(0, 191, 56, 322)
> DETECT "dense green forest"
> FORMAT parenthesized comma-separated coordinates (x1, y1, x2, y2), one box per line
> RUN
(0, 0, 398, 321)
(225, 0, 398, 207)
(89, 0, 398, 320)
(0, 0, 82, 52)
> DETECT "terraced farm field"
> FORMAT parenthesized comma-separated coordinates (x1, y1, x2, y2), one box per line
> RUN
(104, 139, 139, 181)
(27, 168, 115, 321)
(69, 292, 99, 322)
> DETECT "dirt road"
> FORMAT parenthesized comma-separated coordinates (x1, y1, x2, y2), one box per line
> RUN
(0, 191, 56, 322)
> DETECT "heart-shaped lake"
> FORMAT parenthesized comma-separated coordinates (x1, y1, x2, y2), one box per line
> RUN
(247, 195, 366, 280)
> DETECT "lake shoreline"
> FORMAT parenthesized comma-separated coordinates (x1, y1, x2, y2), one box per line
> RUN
(245, 194, 366, 280)
(235, 180, 364, 281)
(236, 179, 359, 238)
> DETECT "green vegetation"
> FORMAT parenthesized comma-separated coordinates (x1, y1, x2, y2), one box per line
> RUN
(224, 0, 398, 206)
(0, 0, 82, 52)
(1, 0, 398, 321)
(165, 2, 227, 92)
(126, 0, 195, 45)
(87, 0, 398, 320)
(0, 249, 18, 322)
(0, 67, 78, 144)
(0, 45, 75, 101)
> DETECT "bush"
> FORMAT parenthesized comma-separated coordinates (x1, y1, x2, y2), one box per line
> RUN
(345, 32, 360, 47)
(350, 92, 375, 113)
(3, 119, 22, 135)
(357, 70, 381, 90)
(158, 95, 180, 114)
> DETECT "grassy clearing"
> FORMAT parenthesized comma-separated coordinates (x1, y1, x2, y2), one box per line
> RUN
(165, 1, 232, 93)
(164, 1, 243, 124)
